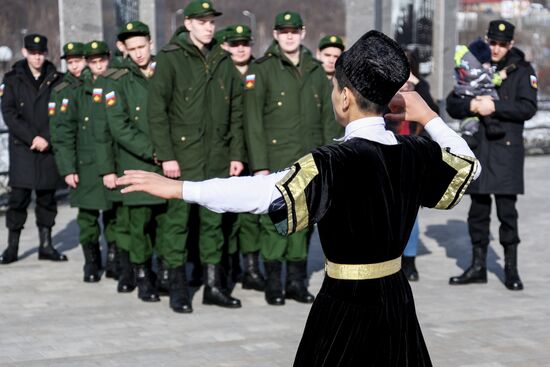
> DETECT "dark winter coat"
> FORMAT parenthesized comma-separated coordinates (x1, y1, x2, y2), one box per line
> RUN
(1, 60, 63, 189)
(446, 47, 538, 194)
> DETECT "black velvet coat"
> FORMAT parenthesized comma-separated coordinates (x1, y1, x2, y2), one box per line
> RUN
(270, 136, 477, 366)
(446, 47, 538, 194)
(1, 60, 63, 189)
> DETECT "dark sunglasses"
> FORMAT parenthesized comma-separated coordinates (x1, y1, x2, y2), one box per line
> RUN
(488, 40, 510, 48)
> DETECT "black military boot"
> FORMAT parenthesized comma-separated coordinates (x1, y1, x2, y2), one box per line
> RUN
(264, 261, 285, 305)
(105, 242, 118, 279)
(242, 251, 266, 291)
(202, 263, 241, 308)
(0, 230, 21, 264)
(168, 265, 193, 313)
(117, 249, 136, 293)
(402, 256, 419, 281)
(81, 243, 101, 283)
(37, 227, 68, 261)
(189, 261, 203, 287)
(134, 262, 160, 302)
(155, 257, 170, 296)
(449, 246, 488, 285)
(285, 261, 314, 303)
(504, 245, 523, 291)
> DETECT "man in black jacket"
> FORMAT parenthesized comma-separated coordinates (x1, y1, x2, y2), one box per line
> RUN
(446, 20, 538, 290)
(0, 34, 67, 264)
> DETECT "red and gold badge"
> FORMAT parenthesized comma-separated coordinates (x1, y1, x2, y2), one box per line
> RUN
(92, 88, 103, 103)
(245, 74, 256, 89)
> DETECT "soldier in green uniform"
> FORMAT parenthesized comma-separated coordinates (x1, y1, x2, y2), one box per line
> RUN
(221, 24, 266, 291)
(56, 40, 118, 282)
(99, 21, 187, 308)
(243, 11, 340, 305)
(317, 35, 345, 79)
(148, 0, 245, 309)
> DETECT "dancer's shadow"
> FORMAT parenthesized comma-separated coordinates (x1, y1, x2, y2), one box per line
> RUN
(18, 219, 79, 260)
(424, 219, 504, 282)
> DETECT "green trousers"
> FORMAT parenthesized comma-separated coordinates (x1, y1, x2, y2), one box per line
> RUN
(259, 214, 308, 262)
(127, 204, 167, 264)
(163, 199, 224, 267)
(226, 213, 261, 255)
(77, 207, 116, 246)
(113, 203, 131, 252)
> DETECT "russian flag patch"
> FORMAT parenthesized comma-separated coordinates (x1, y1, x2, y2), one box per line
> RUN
(105, 91, 116, 107)
(245, 74, 256, 89)
(48, 102, 56, 116)
(530, 75, 538, 89)
(60, 98, 69, 113)
(92, 88, 103, 103)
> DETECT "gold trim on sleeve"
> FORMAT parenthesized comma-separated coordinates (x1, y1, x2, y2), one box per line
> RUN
(435, 150, 478, 210)
(325, 256, 402, 280)
(275, 153, 319, 233)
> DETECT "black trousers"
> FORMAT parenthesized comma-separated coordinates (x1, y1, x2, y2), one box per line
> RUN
(6, 187, 57, 231)
(468, 194, 519, 248)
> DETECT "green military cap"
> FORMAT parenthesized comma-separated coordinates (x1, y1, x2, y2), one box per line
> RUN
(61, 42, 85, 59)
(274, 11, 303, 29)
(225, 24, 252, 43)
(117, 20, 150, 41)
(84, 40, 110, 58)
(214, 27, 229, 43)
(318, 35, 345, 51)
(184, 0, 222, 18)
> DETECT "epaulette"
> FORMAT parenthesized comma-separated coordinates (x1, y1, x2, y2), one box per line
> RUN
(53, 81, 70, 93)
(109, 68, 129, 80)
(103, 68, 118, 78)
(162, 44, 181, 52)
(254, 53, 273, 64)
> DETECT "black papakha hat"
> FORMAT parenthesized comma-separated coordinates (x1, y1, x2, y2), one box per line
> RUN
(468, 38, 491, 64)
(24, 34, 48, 52)
(335, 30, 409, 105)
(487, 20, 515, 42)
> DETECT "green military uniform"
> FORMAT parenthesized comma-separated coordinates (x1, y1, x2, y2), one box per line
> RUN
(244, 13, 340, 263)
(99, 25, 167, 265)
(148, 22, 245, 267)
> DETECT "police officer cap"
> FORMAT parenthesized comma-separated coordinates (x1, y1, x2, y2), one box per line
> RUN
(319, 35, 345, 51)
(184, 0, 222, 19)
(274, 11, 303, 29)
(118, 21, 150, 41)
(225, 24, 252, 43)
(487, 20, 515, 42)
(61, 42, 85, 59)
(335, 30, 409, 105)
(84, 40, 111, 58)
(24, 34, 48, 52)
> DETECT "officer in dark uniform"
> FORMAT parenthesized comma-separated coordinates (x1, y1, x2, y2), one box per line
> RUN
(0, 34, 66, 264)
(316, 35, 345, 78)
(447, 20, 538, 290)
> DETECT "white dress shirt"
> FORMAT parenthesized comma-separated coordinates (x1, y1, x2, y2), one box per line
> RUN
(183, 116, 480, 214)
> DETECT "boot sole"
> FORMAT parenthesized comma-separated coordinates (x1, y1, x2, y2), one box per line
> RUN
(449, 279, 487, 285)
(202, 299, 242, 308)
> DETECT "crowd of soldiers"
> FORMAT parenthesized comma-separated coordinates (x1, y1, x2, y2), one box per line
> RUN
(0, 0, 347, 314)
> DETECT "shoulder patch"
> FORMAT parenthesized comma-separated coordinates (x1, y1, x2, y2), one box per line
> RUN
(105, 91, 117, 107)
(110, 68, 129, 80)
(53, 81, 70, 93)
(530, 75, 538, 89)
(162, 44, 181, 52)
(0, 83, 4, 97)
(60, 98, 70, 113)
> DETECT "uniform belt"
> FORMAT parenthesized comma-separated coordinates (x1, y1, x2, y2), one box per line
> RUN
(325, 256, 402, 280)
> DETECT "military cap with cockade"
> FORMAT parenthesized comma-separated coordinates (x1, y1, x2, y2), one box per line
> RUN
(274, 11, 303, 29)
(117, 20, 150, 41)
(184, 0, 222, 18)
(24, 34, 48, 52)
(61, 42, 85, 59)
(318, 35, 345, 51)
(84, 40, 111, 58)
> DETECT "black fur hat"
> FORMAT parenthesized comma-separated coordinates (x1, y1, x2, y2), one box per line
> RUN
(468, 38, 491, 64)
(336, 30, 409, 105)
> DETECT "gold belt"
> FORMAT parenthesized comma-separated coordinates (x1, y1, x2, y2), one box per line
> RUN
(325, 256, 402, 280)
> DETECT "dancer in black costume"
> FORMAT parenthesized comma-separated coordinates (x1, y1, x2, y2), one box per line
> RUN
(117, 30, 480, 366)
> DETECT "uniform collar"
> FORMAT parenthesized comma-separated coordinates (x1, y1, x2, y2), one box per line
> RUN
(334, 116, 397, 145)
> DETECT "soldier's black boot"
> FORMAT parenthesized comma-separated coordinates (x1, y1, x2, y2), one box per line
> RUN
(189, 262, 203, 287)
(264, 261, 285, 305)
(135, 262, 160, 302)
(82, 243, 101, 282)
(156, 257, 170, 296)
(285, 261, 314, 303)
(229, 251, 243, 284)
(117, 250, 136, 293)
(242, 251, 266, 291)
(37, 227, 68, 261)
(202, 263, 241, 308)
(504, 245, 523, 291)
(168, 265, 193, 313)
(105, 242, 118, 279)
(0, 230, 20, 264)
(449, 246, 488, 285)
(402, 256, 419, 281)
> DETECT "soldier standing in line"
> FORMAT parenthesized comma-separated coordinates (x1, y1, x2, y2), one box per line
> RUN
(221, 24, 266, 292)
(148, 0, 246, 309)
(54, 41, 117, 282)
(316, 35, 345, 79)
(243, 11, 340, 305)
(0, 34, 66, 264)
